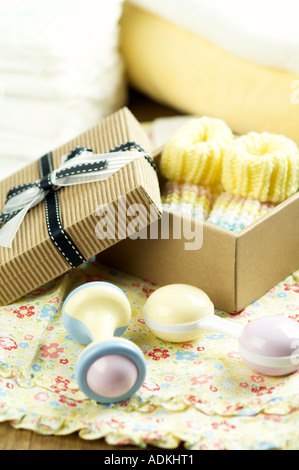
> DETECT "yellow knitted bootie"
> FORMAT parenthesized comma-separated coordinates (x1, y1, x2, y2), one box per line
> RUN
(160, 117, 234, 186)
(222, 132, 299, 202)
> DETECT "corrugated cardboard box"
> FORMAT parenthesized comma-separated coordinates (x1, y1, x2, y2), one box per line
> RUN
(0, 108, 161, 306)
(99, 152, 299, 313)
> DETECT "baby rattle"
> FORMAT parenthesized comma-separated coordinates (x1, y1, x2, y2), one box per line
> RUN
(62, 282, 146, 403)
(143, 284, 299, 377)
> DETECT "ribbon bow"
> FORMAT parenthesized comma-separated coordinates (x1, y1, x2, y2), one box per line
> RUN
(0, 144, 152, 254)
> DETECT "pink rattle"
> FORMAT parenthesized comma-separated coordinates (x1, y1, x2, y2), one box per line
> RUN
(143, 284, 299, 376)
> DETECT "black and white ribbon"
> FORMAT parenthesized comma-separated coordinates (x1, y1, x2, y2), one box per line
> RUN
(0, 143, 155, 267)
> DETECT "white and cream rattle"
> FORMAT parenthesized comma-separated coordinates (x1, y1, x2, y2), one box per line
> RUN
(143, 284, 299, 377)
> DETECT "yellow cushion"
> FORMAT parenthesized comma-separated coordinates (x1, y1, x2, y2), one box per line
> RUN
(120, 2, 299, 146)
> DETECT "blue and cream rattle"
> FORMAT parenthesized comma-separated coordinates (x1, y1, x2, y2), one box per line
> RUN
(62, 282, 146, 404)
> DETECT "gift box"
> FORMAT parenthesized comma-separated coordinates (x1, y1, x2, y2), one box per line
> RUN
(0, 108, 162, 306)
(99, 151, 299, 313)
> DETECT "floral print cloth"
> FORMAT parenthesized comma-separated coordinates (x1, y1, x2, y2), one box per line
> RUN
(0, 259, 299, 450)
(1, 121, 299, 450)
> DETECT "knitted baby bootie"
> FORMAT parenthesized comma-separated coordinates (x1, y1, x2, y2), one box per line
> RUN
(160, 116, 233, 186)
(221, 132, 299, 203)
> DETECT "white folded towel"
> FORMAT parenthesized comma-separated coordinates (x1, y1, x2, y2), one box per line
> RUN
(0, 0, 126, 179)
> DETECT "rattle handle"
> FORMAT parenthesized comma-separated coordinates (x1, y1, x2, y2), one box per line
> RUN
(200, 315, 243, 340)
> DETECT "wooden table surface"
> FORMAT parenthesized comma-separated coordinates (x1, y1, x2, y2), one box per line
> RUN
(0, 89, 182, 451)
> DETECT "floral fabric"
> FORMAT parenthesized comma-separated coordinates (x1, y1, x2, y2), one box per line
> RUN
(0, 122, 298, 450)
(0, 259, 299, 450)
